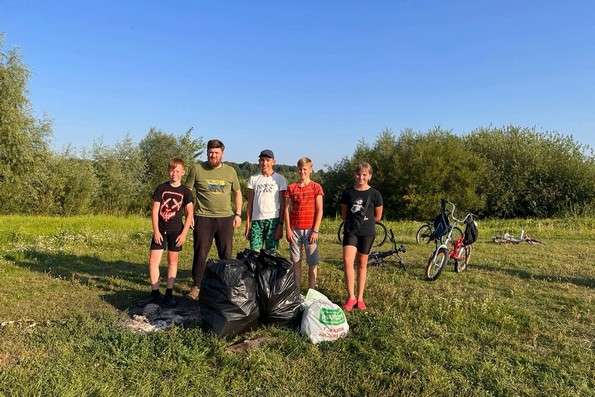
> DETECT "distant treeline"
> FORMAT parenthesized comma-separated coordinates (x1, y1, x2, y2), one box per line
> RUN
(320, 127, 595, 219)
(2, 37, 594, 219)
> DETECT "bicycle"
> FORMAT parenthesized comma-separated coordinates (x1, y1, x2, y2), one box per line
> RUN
(336, 221, 388, 247)
(492, 229, 544, 245)
(425, 200, 478, 281)
(367, 229, 407, 270)
(415, 222, 433, 244)
(416, 220, 463, 244)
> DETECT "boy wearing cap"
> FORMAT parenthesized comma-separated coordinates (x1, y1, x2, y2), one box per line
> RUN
(245, 150, 287, 252)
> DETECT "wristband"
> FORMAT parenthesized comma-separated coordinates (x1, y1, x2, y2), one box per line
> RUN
(312, 230, 319, 233)
(234, 214, 241, 218)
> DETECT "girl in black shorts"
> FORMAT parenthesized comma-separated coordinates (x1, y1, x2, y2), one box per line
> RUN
(339, 162, 383, 311)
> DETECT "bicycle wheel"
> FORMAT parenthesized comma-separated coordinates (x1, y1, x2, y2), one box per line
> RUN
(454, 245, 472, 273)
(449, 226, 463, 248)
(336, 221, 345, 244)
(426, 247, 448, 281)
(373, 222, 388, 247)
(416, 223, 433, 244)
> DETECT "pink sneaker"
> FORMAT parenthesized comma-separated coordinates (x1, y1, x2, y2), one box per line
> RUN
(356, 300, 367, 311)
(343, 298, 357, 312)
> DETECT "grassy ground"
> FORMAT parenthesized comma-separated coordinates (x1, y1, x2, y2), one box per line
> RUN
(0, 215, 593, 396)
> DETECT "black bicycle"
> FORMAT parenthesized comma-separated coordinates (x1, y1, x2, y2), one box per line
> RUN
(367, 230, 407, 270)
(336, 221, 388, 247)
(416, 220, 463, 244)
(415, 222, 433, 244)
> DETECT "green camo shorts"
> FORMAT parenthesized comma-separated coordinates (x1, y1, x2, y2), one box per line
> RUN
(250, 218, 280, 252)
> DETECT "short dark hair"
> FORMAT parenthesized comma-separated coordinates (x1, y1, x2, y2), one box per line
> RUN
(207, 139, 225, 150)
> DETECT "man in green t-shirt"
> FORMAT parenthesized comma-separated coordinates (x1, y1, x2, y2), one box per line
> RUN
(184, 139, 243, 299)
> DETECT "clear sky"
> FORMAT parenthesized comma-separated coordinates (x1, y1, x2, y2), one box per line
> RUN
(2, 1, 594, 168)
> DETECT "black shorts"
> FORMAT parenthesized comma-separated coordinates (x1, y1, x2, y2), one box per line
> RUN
(150, 230, 183, 252)
(342, 233, 375, 255)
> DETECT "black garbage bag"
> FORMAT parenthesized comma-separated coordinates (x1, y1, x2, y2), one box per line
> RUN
(255, 250, 303, 327)
(236, 248, 259, 272)
(199, 258, 259, 337)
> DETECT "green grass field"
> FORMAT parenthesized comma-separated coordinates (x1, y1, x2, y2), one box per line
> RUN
(0, 215, 593, 396)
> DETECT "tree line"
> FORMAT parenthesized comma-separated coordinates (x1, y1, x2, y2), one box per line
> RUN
(2, 37, 594, 219)
(320, 127, 595, 219)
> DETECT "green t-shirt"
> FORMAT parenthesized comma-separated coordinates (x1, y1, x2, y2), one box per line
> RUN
(184, 162, 241, 217)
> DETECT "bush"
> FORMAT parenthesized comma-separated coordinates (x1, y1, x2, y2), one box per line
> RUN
(466, 126, 595, 217)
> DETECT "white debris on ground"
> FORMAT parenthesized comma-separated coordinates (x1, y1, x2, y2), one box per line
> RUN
(125, 314, 174, 333)
(123, 300, 201, 333)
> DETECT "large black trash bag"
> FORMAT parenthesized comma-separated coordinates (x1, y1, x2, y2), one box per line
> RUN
(255, 250, 303, 327)
(199, 258, 259, 337)
(236, 249, 259, 272)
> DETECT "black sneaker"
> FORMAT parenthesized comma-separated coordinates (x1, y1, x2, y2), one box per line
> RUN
(149, 290, 161, 304)
(162, 294, 177, 307)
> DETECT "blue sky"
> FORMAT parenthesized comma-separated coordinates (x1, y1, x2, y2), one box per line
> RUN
(2, 1, 594, 168)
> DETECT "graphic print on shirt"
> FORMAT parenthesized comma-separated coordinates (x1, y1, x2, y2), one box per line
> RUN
(206, 179, 226, 193)
(254, 183, 276, 193)
(160, 191, 184, 222)
(351, 199, 369, 221)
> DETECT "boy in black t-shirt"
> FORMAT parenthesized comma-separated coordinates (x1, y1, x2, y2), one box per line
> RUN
(339, 162, 383, 312)
(148, 158, 194, 306)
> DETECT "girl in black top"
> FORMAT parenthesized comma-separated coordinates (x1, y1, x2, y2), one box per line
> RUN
(339, 162, 383, 312)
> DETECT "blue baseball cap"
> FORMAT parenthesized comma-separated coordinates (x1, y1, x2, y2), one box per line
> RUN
(259, 149, 274, 159)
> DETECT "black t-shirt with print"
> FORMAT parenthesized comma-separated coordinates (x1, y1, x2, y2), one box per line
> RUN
(152, 182, 193, 233)
(340, 187, 383, 236)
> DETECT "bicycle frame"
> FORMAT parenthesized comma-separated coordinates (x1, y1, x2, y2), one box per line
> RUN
(429, 201, 475, 262)
(368, 230, 406, 268)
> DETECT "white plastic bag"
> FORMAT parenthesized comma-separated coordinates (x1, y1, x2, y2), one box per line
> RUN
(300, 289, 349, 344)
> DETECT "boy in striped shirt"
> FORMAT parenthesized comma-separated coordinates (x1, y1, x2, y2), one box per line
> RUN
(283, 157, 324, 289)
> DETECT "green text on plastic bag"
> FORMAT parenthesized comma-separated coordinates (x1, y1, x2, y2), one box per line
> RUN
(319, 307, 346, 326)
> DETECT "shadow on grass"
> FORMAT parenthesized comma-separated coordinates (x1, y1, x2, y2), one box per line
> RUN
(473, 262, 595, 289)
(9, 249, 193, 311)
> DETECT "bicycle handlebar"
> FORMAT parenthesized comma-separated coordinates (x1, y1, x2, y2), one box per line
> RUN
(444, 200, 477, 224)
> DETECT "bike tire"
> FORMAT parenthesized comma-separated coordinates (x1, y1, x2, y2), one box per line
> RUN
(337, 221, 387, 247)
(337, 221, 345, 244)
(426, 247, 448, 281)
(454, 245, 472, 273)
(416, 223, 433, 244)
(374, 222, 388, 247)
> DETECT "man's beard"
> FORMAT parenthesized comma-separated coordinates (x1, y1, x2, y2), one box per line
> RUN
(209, 158, 222, 167)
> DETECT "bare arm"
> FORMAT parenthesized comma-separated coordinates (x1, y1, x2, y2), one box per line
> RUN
(244, 189, 254, 239)
(284, 194, 292, 243)
(274, 191, 286, 240)
(309, 194, 324, 243)
(176, 202, 194, 246)
(374, 205, 383, 223)
(233, 189, 243, 228)
(151, 201, 162, 244)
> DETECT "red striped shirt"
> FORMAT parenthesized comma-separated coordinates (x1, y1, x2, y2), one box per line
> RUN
(284, 181, 324, 229)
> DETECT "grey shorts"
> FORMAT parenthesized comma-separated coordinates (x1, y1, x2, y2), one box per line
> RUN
(289, 228, 320, 266)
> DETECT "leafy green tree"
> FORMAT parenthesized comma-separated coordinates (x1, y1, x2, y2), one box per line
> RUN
(139, 128, 204, 197)
(321, 128, 487, 220)
(91, 137, 146, 214)
(0, 35, 53, 214)
(466, 126, 595, 217)
(393, 128, 487, 219)
(319, 157, 354, 218)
